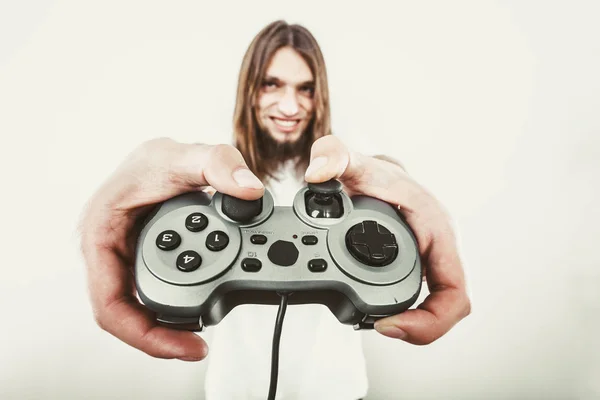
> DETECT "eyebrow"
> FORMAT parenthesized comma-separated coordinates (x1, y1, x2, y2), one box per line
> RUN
(264, 75, 315, 87)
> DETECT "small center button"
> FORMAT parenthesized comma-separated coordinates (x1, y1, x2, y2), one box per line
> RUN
(308, 259, 327, 272)
(302, 235, 318, 245)
(250, 234, 267, 245)
(242, 258, 262, 272)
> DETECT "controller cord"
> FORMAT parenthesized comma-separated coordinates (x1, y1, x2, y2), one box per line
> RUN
(267, 292, 290, 400)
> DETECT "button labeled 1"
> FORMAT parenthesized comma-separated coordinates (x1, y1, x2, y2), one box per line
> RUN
(206, 230, 229, 251)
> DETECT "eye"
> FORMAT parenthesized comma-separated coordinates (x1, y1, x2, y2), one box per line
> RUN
(299, 85, 314, 97)
(262, 80, 279, 91)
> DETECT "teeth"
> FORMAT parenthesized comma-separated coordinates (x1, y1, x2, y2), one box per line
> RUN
(273, 118, 298, 127)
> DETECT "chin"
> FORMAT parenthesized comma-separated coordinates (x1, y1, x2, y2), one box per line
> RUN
(267, 126, 305, 144)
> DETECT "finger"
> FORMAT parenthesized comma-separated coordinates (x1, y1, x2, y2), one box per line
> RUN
(99, 139, 264, 211)
(82, 233, 209, 361)
(304, 136, 351, 183)
(374, 288, 470, 345)
(101, 295, 210, 362)
(374, 230, 471, 345)
(198, 144, 265, 199)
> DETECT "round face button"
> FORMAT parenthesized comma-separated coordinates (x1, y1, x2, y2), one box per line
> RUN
(185, 212, 208, 232)
(206, 230, 229, 251)
(176, 250, 202, 272)
(156, 230, 181, 251)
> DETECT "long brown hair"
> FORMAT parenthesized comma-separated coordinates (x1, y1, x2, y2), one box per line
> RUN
(233, 20, 331, 184)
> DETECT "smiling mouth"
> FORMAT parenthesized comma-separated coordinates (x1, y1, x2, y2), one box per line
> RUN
(270, 117, 301, 131)
(271, 117, 299, 126)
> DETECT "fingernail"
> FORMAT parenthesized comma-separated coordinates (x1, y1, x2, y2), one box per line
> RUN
(305, 156, 328, 178)
(374, 323, 407, 340)
(232, 168, 263, 189)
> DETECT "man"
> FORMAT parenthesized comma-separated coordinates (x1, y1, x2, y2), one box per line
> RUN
(79, 20, 470, 400)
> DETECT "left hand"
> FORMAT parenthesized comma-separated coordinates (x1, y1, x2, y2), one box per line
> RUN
(304, 136, 471, 345)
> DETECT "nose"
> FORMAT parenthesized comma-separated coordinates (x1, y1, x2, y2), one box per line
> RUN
(277, 88, 299, 117)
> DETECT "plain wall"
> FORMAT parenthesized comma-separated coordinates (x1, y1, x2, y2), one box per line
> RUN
(1, 1, 598, 399)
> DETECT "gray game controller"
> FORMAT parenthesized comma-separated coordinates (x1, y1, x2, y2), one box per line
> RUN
(134, 179, 422, 331)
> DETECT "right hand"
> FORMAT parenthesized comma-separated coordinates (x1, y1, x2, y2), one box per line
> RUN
(78, 138, 264, 361)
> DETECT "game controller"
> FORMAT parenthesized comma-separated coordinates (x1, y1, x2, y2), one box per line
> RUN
(134, 179, 422, 331)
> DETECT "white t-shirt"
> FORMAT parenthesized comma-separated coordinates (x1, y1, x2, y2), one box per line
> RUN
(203, 159, 369, 400)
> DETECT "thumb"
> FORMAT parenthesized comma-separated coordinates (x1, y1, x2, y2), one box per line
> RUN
(192, 144, 264, 200)
(304, 136, 350, 183)
(103, 139, 264, 210)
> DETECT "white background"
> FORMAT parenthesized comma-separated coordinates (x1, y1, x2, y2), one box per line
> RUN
(1, 1, 599, 399)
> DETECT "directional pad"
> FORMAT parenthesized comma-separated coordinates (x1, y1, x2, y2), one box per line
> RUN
(345, 220, 398, 266)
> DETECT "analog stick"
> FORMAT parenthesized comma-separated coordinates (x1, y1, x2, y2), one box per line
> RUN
(305, 179, 344, 218)
(222, 194, 263, 222)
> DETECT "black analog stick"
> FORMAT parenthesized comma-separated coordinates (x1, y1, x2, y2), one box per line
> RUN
(222, 194, 263, 222)
(305, 179, 344, 218)
(307, 179, 343, 195)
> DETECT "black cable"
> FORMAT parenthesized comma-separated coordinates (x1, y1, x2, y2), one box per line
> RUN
(267, 292, 290, 400)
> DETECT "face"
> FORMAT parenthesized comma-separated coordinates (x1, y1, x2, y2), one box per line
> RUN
(256, 46, 315, 144)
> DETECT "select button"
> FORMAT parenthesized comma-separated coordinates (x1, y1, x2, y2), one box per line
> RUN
(250, 234, 267, 245)
(308, 259, 327, 272)
(242, 258, 262, 272)
(302, 235, 318, 245)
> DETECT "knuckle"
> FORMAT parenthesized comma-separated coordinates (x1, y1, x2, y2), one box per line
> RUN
(92, 299, 120, 334)
(461, 295, 472, 319)
(415, 332, 439, 346)
(323, 135, 342, 145)
(312, 135, 341, 151)
(208, 144, 243, 167)
(210, 143, 239, 158)
(422, 323, 442, 344)
(93, 310, 110, 332)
